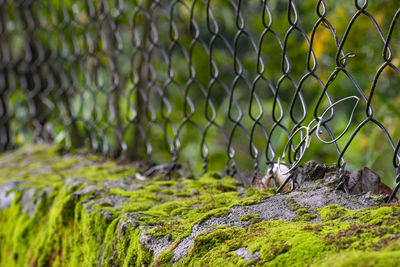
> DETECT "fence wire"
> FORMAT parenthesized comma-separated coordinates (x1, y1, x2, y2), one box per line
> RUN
(0, 0, 400, 199)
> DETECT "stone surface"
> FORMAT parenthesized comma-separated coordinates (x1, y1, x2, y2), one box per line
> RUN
(235, 247, 260, 262)
(347, 167, 380, 194)
(0, 181, 18, 210)
(0, 144, 399, 266)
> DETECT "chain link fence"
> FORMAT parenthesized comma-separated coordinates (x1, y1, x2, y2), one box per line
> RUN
(0, 0, 400, 199)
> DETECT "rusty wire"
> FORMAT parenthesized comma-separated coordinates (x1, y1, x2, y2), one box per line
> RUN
(0, 0, 399, 200)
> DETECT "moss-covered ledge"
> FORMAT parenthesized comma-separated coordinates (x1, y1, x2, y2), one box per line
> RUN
(0, 144, 400, 266)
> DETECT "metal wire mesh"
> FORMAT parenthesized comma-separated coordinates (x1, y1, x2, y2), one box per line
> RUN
(0, 0, 400, 199)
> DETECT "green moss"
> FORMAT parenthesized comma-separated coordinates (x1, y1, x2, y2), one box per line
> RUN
(285, 197, 302, 211)
(50, 157, 80, 171)
(245, 187, 275, 197)
(234, 187, 275, 207)
(0, 183, 152, 266)
(178, 220, 327, 266)
(316, 250, 400, 266)
(0, 144, 138, 192)
(285, 197, 318, 222)
(177, 204, 400, 266)
(154, 250, 174, 266)
(295, 213, 317, 222)
(317, 204, 348, 221)
(0, 145, 276, 266)
(239, 214, 262, 224)
(373, 195, 386, 202)
(293, 207, 317, 222)
(245, 187, 258, 196)
(3, 145, 400, 266)
(101, 217, 152, 266)
(188, 227, 246, 257)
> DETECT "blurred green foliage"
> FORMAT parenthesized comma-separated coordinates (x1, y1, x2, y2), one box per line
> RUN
(2, 0, 400, 186)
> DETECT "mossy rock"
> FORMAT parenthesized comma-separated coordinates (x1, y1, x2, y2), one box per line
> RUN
(0, 144, 399, 266)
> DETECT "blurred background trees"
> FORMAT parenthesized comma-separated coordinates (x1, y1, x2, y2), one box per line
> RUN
(0, 0, 399, 186)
